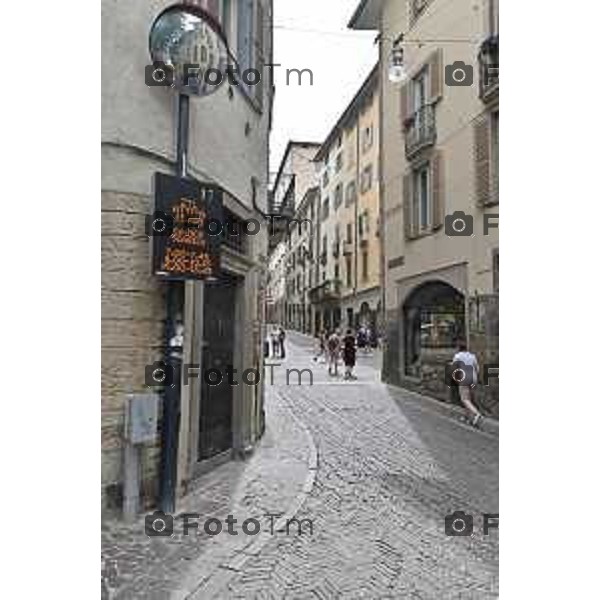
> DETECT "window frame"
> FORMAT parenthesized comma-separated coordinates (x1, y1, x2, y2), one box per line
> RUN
(362, 249, 368, 281)
(361, 164, 373, 194)
(490, 109, 499, 202)
(321, 197, 330, 221)
(345, 180, 357, 206)
(334, 183, 343, 210)
(235, 0, 266, 112)
(412, 162, 432, 232)
(345, 255, 352, 288)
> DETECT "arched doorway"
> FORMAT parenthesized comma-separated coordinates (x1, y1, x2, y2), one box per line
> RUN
(359, 301, 372, 328)
(403, 281, 465, 378)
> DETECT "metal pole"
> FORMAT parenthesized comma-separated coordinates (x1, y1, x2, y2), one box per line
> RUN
(176, 93, 190, 177)
(159, 93, 190, 514)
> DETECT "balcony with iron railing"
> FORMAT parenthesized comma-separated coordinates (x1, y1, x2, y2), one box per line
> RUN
(405, 104, 437, 159)
(308, 278, 342, 303)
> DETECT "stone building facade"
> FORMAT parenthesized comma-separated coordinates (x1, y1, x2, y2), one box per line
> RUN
(310, 67, 382, 337)
(350, 0, 499, 416)
(269, 141, 322, 330)
(285, 186, 320, 334)
(102, 0, 274, 510)
(265, 241, 287, 325)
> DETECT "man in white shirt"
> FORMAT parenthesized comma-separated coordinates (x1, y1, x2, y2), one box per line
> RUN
(451, 342, 483, 427)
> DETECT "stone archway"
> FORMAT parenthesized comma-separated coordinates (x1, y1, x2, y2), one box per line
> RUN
(359, 301, 371, 326)
(402, 280, 465, 378)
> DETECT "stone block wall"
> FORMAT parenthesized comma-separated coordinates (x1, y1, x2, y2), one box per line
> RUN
(101, 190, 165, 511)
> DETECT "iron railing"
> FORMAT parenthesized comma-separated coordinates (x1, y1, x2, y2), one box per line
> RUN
(405, 104, 436, 158)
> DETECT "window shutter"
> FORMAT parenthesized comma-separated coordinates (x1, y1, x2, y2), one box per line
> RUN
(403, 174, 415, 240)
(428, 48, 443, 103)
(431, 150, 444, 230)
(237, 0, 253, 76)
(400, 82, 411, 127)
(473, 115, 491, 207)
(253, 1, 265, 108)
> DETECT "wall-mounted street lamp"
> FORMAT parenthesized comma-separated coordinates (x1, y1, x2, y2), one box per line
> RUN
(388, 34, 407, 84)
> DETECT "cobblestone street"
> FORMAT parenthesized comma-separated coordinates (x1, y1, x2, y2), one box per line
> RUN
(103, 333, 498, 599)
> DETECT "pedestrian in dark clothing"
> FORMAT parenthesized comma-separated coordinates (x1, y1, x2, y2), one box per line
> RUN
(270, 329, 280, 357)
(368, 327, 378, 349)
(278, 327, 286, 359)
(342, 329, 357, 380)
(357, 326, 367, 353)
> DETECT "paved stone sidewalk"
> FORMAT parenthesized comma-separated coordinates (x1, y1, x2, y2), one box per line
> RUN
(211, 337, 499, 599)
(103, 336, 498, 599)
(101, 369, 316, 600)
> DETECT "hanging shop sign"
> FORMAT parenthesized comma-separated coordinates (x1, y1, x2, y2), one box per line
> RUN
(151, 172, 223, 280)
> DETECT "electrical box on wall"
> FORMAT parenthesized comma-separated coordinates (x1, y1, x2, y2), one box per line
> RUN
(125, 394, 159, 444)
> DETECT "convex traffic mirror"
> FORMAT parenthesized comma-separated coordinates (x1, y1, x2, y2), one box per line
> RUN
(149, 4, 229, 97)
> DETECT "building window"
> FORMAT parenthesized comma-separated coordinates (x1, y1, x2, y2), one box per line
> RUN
(490, 110, 499, 201)
(334, 184, 343, 209)
(236, 0, 266, 107)
(345, 255, 352, 288)
(346, 222, 353, 244)
(412, 163, 431, 231)
(322, 168, 329, 188)
(362, 125, 374, 152)
(412, 66, 429, 126)
(322, 235, 327, 263)
(321, 197, 330, 221)
(335, 152, 344, 173)
(493, 249, 499, 293)
(358, 210, 369, 237)
(334, 263, 340, 280)
(360, 164, 373, 194)
(345, 181, 357, 206)
(362, 250, 368, 281)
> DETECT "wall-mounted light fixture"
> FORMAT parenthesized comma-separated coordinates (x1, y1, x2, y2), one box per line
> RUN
(388, 34, 407, 84)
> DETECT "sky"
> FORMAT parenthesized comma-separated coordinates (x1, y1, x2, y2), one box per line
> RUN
(269, 0, 378, 177)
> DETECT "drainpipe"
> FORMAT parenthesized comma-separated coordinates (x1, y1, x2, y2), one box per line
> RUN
(489, 0, 496, 35)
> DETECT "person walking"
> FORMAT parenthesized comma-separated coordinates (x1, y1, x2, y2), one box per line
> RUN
(270, 328, 280, 358)
(357, 326, 367, 354)
(313, 330, 327, 363)
(365, 325, 375, 353)
(451, 342, 483, 427)
(342, 329, 357, 380)
(278, 326, 286, 359)
(327, 329, 341, 376)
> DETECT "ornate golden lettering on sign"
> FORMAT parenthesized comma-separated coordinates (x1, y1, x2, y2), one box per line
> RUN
(160, 200, 215, 277)
(152, 173, 222, 280)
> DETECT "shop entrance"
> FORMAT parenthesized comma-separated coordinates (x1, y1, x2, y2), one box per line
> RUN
(197, 273, 240, 460)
